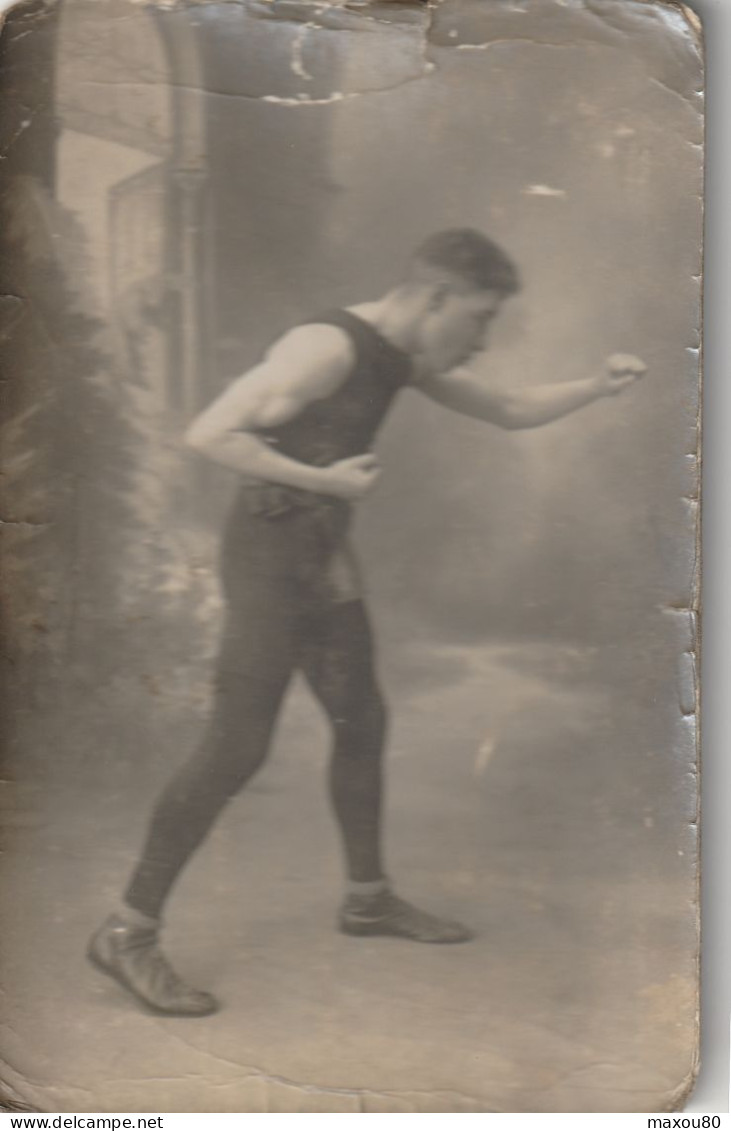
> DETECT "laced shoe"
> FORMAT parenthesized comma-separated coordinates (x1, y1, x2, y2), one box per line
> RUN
(87, 915, 219, 1017)
(339, 891, 474, 944)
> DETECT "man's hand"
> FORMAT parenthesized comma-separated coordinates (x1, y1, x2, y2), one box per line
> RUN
(321, 454, 381, 501)
(599, 353, 648, 397)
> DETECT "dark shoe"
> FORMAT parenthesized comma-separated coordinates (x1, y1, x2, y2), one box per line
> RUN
(339, 891, 474, 944)
(87, 915, 220, 1017)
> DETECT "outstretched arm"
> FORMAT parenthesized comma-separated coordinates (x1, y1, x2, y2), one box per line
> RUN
(185, 324, 381, 501)
(418, 354, 647, 430)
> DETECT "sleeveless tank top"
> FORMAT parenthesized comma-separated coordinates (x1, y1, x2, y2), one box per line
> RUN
(265, 308, 412, 465)
(240, 308, 412, 518)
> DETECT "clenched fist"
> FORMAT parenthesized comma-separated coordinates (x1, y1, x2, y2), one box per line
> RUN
(321, 453, 382, 501)
(600, 353, 648, 396)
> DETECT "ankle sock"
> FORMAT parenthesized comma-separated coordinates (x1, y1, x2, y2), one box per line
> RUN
(115, 904, 161, 931)
(346, 878, 390, 900)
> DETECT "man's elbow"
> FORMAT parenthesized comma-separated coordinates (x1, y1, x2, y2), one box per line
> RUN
(490, 398, 523, 430)
(184, 419, 217, 454)
(183, 422, 203, 451)
(499, 413, 541, 430)
(492, 393, 543, 430)
(494, 411, 521, 430)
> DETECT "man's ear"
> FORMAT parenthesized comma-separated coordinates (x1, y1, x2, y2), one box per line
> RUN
(426, 282, 450, 312)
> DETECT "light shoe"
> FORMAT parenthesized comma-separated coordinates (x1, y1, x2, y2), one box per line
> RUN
(87, 915, 219, 1017)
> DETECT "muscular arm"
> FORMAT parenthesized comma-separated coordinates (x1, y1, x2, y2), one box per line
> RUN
(418, 355, 646, 430)
(185, 325, 360, 495)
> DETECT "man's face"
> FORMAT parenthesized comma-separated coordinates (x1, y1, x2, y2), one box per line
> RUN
(418, 287, 503, 373)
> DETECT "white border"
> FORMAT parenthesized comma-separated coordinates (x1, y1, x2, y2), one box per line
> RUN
(682, 0, 730, 1114)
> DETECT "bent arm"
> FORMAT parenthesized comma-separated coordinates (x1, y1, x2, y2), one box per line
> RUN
(418, 356, 645, 430)
(185, 324, 354, 493)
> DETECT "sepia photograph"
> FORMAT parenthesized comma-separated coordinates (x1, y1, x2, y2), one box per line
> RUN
(0, 0, 702, 1113)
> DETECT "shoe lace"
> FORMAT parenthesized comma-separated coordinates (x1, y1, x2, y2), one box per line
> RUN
(125, 933, 198, 999)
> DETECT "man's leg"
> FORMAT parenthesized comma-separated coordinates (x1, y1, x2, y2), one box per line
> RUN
(299, 598, 387, 883)
(88, 667, 291, 1015)
(124, 670, 291, 920)
(298, 599, 474, 943)
(89, 508, 299, 1016)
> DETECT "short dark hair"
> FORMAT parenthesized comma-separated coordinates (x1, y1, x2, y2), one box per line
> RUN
(410, 228, 521, 295)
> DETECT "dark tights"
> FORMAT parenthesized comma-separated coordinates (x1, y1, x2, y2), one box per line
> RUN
(124, 600, 387, 920)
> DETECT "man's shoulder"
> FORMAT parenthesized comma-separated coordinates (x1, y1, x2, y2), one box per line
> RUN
(262, 319, 357, 401)
(271, 319, 357, 368)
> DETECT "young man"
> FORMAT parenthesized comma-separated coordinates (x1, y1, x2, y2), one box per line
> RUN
(88, 229, 646, 1016)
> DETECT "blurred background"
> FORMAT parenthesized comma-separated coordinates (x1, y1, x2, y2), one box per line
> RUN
(0, 0, 702, 1112)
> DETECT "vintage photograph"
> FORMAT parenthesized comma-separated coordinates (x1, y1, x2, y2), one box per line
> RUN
(0, 0, 702, 1113)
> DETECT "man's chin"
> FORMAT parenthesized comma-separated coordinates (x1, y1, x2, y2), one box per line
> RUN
(447, 355, 474, 372)
(449, 349, 479, 369)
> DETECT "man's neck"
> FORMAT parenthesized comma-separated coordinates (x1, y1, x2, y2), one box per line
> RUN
(347, 292, 422, 357)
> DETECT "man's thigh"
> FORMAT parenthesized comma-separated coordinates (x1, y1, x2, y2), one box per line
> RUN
(217, 513, 300, 683)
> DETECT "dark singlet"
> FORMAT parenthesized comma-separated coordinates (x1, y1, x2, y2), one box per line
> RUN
(240, 308, 413, 518)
